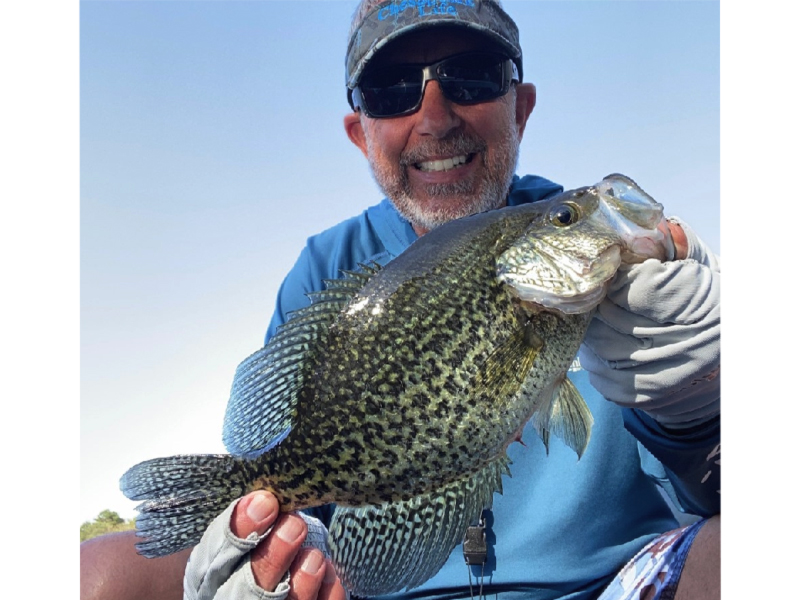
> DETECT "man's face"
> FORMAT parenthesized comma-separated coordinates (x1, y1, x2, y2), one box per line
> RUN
(345, 29, 536, 235)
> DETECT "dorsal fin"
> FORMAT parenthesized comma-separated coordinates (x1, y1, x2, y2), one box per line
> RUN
(222, 265, 381, 457)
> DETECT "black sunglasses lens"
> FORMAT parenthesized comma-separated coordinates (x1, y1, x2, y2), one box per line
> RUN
(359, 65, 423, 117)
(438, 54, 506, 103)
(358, 53, 510, 117)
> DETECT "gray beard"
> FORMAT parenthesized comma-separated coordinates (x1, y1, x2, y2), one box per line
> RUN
(366, 129, 520, 233)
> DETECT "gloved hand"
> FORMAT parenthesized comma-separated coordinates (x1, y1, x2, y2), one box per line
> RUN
(579, 217, 720, 428)
(183, 491, 345, 600)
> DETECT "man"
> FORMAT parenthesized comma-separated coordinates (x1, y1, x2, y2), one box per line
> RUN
(80, 1, 720, 599)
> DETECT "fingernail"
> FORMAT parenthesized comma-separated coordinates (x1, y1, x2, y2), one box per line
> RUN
(246, 493, 276, 524)
(301, 550, 324, 575)
(276, 515, 305, 543)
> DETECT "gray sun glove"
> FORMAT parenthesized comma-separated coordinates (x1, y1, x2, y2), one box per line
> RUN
(183, 497, 331, 600)
(578, 217, 720, 428)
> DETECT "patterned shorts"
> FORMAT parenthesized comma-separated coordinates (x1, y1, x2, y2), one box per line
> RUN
(596, 519, 706, 600)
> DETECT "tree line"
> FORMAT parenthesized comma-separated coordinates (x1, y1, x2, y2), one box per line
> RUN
(81, 509, 136, 542)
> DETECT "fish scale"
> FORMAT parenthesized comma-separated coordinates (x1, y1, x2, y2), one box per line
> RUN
(249, 213, 582, 504)
(120, 174, 673, 597)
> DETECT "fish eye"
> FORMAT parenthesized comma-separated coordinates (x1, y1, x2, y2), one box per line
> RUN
(550, 203, 581, 227)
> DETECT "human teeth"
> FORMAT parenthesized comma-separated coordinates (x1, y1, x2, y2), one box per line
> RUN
(417, 154, 468, 172)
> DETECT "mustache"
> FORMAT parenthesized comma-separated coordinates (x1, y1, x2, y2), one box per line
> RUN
(399, 133, 487, 167)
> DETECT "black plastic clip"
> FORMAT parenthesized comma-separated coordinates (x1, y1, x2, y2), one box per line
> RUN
(463, 518, 487, 566)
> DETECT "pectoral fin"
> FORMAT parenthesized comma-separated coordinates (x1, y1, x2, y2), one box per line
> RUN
(471, 322, 541, 400)
(533, 375, 593, 458)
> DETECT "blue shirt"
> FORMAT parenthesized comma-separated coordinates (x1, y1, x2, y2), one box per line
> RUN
(263, 175, 719, 600)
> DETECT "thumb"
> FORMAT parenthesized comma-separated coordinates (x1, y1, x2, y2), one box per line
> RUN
(231, 491, 280, 539)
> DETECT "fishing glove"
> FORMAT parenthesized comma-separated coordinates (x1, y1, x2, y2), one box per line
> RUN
(183, 498, 330, 600)
(579, 217, 720, 429)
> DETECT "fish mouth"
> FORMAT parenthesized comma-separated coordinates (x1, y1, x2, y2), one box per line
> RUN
(413, 153, 475, 173)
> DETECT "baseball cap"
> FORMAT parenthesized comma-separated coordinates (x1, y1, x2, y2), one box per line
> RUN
(345, 0, 522, 89)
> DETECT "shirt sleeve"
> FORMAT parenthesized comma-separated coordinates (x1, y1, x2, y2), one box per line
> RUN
(622, 408, 720, 517)
(264, 245, 322, 344)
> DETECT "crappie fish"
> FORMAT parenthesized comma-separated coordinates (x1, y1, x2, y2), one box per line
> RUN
(120, 174, 674, 595)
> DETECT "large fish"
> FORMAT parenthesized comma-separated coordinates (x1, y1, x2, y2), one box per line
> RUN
(120, 174, 675, 595)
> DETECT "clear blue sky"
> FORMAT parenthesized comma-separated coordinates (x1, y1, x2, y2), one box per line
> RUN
(80, 0, 720, 524)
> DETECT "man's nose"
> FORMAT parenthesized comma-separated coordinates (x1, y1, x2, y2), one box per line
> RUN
(413, 80, 462, 138)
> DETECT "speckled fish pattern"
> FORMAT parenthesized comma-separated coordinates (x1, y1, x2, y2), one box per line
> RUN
(121, 175, 667, 595)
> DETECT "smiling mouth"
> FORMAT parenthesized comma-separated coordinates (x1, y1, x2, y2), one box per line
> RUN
(414, 154, 474, 173)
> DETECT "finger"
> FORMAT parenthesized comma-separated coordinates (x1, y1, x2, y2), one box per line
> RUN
(250, 513, 308, 591)
(184, 495, 276, 599)
(604, 260, 716, 325)
(287, 549, 327, 600)
(666, 220, 688, 260)
(230, 491, 280, 539)
(318, 562, 348, 600)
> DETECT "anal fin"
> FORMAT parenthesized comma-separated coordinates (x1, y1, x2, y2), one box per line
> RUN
(327, 457, 509, 596)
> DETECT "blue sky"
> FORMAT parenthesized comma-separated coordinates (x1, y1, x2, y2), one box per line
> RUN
(79, 0, 721, 524)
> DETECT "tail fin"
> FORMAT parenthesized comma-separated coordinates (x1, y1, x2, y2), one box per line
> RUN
(120, 454, 247, 557)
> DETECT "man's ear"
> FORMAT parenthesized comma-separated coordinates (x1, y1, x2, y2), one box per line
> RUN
(344, 112, 369, 158)
(514, 83, 536, 140)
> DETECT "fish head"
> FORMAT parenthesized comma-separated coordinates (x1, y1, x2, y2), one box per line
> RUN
(497, 174, 675, 314)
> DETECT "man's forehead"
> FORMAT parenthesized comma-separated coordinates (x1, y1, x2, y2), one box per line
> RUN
(371, 27, 504, 66)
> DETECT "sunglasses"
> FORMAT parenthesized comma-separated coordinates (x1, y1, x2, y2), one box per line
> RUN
(348, 51, 520, 119)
